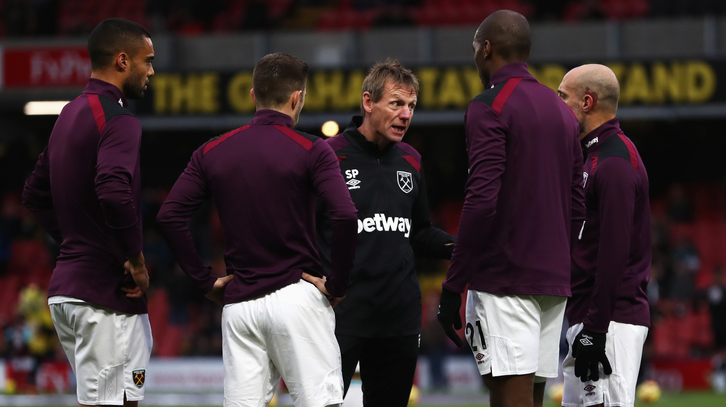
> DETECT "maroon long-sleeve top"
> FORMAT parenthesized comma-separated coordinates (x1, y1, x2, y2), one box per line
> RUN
(23, 78, 147, 314)
(444, 63, 585, 297)
(156, 110, 358, 304)
(567, 118, 651, 333)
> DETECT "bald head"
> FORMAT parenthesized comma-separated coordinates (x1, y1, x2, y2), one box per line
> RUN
(561, 64, 620, 114)
(474, 10, 531, 62)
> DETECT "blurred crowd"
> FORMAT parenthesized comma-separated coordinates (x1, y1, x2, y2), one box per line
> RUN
(2, 0, 726, 38)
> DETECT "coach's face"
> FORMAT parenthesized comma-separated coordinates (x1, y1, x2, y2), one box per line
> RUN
(123, 36, 155, 100)
(363, 80, 416, 148)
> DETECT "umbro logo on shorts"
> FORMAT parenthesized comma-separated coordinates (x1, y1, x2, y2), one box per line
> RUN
(132, 369, 145, 388)
(476, 353, 485, 360)
(584, 385, 596, 392)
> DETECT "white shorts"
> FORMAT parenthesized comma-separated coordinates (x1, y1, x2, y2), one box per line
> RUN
(222, 280, 343, 407)
(562, 321, 648, 407)
(465, 291, 566, 379)
(49, 300, 153, 405)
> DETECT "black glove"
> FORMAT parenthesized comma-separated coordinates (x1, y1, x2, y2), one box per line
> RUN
(437, 288, 464, 347)
(572, 330, 613, 382)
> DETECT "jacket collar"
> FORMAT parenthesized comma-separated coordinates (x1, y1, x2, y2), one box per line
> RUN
(83, 78, 127, 108)
(488, 62, 534, 88)
(343, 115, 395, 157)
(581, 117, 622, 153)
(250, 109, 294, 127)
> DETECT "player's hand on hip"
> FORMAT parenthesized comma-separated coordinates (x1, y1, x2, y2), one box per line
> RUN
(301, 272, 344, 308)
(123, 253, 149, 298)
(572, 330, 613, 382)
(205, 274, 234, 305)
(437, 288, 464, 347)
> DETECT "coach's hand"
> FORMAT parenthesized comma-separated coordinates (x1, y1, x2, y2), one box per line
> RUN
(302, 272, 344, 308)
(437, 288, 464, 347)
(572, 330, 612, 382)
(123, 253, 149, 298)
(206, 274, 234, 305)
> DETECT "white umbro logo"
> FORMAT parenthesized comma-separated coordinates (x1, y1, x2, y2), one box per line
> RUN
(583, 172, 589, 188)
(346, 179, 361, 189)
(579, 334, 594, 346)
(118, 98, 123, 107)
(345, 169, 361, 190)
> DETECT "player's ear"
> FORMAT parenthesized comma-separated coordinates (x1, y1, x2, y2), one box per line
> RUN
(291, 90, 303, 110)
(582, 94, 594, 113)
(483, 40, 492, 59)
(250, 88, 257, 105)
(116, 52, 129, 72)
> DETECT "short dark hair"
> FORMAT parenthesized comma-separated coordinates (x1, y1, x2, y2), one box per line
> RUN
(361, 60, 419, 115)
(475, 10, 531, 62)
(252, 53, 309, 108)
(88, 18, 151, 71)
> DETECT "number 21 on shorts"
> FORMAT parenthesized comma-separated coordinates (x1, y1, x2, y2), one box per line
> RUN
(466, 320, 487, 350)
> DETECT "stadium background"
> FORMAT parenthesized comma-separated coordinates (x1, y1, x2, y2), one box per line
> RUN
(1, 0, 726, 405)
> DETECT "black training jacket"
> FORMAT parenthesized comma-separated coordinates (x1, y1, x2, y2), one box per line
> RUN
(317, 116, 456, 337)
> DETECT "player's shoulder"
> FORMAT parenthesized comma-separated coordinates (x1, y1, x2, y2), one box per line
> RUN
(394, 142, 422, 173)
(273, 125, 319, 152)
(202, 125, 252, 155)
(597, 132, 639, 171)
(471, 80, 508, 109)
(94, 94, 135, 121)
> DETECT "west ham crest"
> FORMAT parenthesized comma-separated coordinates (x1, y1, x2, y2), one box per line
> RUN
(132, 369, 145, 388)
(397, 171, 413, 193)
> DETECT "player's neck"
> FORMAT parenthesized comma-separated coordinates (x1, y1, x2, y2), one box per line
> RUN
(582, 113, 617, 139)
(260, 106, 295, 122)
(90, 70, 125, 95)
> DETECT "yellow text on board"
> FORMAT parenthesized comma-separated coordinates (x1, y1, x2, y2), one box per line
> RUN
(151, 60, 716, 115)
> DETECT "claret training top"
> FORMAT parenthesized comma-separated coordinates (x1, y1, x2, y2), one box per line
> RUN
(157, 109, 358, 304)
(23, 78, 147, 314)
(444, 63, 585, 297)
(568, 118, 651, 333)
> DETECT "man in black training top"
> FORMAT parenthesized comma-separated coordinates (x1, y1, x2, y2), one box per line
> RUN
(315, 60, 456, 406)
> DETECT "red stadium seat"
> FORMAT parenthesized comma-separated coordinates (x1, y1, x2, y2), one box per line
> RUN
(626, 0, 650, 18)
(653, 317, 689, 358)
(600, 0, 629, 20)
(316, 9, 340, 31)
(688, 309, 713, 349)
(7, 240, 52, 277)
